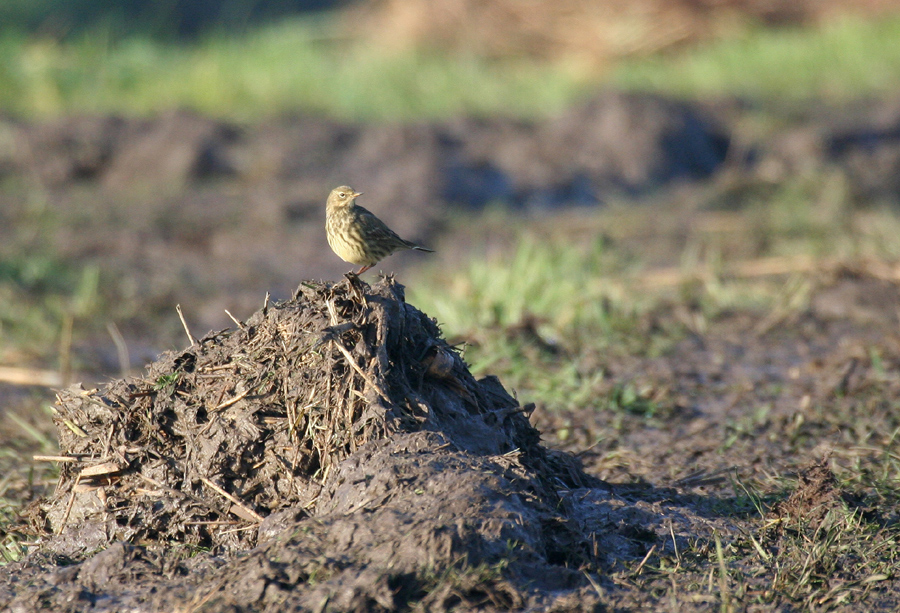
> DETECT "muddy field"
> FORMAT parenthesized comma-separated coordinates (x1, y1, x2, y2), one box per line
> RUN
(3, 91, 900, 611)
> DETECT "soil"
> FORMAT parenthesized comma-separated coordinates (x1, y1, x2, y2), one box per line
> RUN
(3, 91, 900, 610)
(4, 271, 900, 610)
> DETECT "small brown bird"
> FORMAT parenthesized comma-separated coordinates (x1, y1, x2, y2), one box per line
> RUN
(325, 186, 434, 274)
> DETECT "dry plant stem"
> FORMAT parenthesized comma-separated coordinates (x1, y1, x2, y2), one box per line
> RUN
(32, 455, 80, 462)
(0, 366, 62, 387)
(331, 341, 389, 403)
(176, 304, 197, 346)
(212, 389, 249, 412)
(106, 322, 130, 376)
(200, 476, 263, 522)
(223, 309, 245, 329)
(57, 474, 82, 534)
(185, 577, 230, 613)
(582, 570, 604, 598)
(633, 543, 657, 576)
(325, 294, 390, 402)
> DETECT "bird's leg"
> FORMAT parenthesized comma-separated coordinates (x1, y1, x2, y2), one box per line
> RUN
(355, 264, 372, 274)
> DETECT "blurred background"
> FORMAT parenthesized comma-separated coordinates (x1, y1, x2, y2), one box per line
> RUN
(4, 0, 900, 571)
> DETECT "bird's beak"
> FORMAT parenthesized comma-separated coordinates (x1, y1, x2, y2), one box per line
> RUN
(353, 191, 363, 197)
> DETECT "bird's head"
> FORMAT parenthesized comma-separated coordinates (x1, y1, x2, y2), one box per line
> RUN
(327, 186, 362, 209)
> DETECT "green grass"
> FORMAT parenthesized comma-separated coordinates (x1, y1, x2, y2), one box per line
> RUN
(407, 227, 662, 410)
(0, 17, 587, 120)
(407, 174, 900, 412)
(3, 12, 900, 120)
(0, 256, 101, 365)
(0, 188, 105, 366)
(612, 15, 900, 101)
(607, 442, 900, 609)
(410, 233, 634, 334)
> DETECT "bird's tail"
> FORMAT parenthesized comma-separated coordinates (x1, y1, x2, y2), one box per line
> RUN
(400, 237, 434, 253)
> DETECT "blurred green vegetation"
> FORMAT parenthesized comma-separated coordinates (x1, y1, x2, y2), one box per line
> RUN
(0, 0, 337, 39)
(1, 12, 900, 120)
(407, 175, 900, 411)
(0, 17, 586, 120)
(612, 15, 900, 101)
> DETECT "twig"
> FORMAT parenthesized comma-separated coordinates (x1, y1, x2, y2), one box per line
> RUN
(57, 474, 82, 534)
(323, 297, 388, 400)
(263, 292, 270, 317)
(331, 341, 389, 403)
(669, 520, 681, 567)
(200, 476, 263, 522)
(32, 455, 82, 463)
(326, 298, 339, 326)
(199, 363, 236, 373)
(176, 304, 197, 347)
(212, 389, 249, 412)
(219, 524, 260, 535)
(79, 461, 123, 478)
(633, 544, 657, 575)
(60, 418, 88, 437)
(224, 309, 245, 329)
(137, 473, 164, 488)
(186, 576, 229, 613)
(582, 569, 605, 599)
(0, 366, 62, 387)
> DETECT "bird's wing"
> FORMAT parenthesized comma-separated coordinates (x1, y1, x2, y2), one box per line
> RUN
(355, 206, 415, 247)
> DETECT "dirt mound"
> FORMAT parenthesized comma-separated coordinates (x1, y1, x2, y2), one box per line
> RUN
(7, 277, 900, 611)
(447, 93, 728, 207)
(27, 275, 584, 554)
(771, 457, 842, 529)
(2, 275, 651, 610)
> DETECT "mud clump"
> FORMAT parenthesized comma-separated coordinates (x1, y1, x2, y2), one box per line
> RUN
(11, 276, 603, 611)
(770, 457, 844, 533)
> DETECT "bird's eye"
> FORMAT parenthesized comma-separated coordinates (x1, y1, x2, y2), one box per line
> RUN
(339, 192, 346, 198)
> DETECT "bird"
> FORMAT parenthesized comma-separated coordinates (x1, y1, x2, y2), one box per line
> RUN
(325, 186, 434, 274)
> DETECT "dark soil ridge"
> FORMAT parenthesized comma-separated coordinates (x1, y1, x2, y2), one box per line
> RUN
(0, 93, 728, 208)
